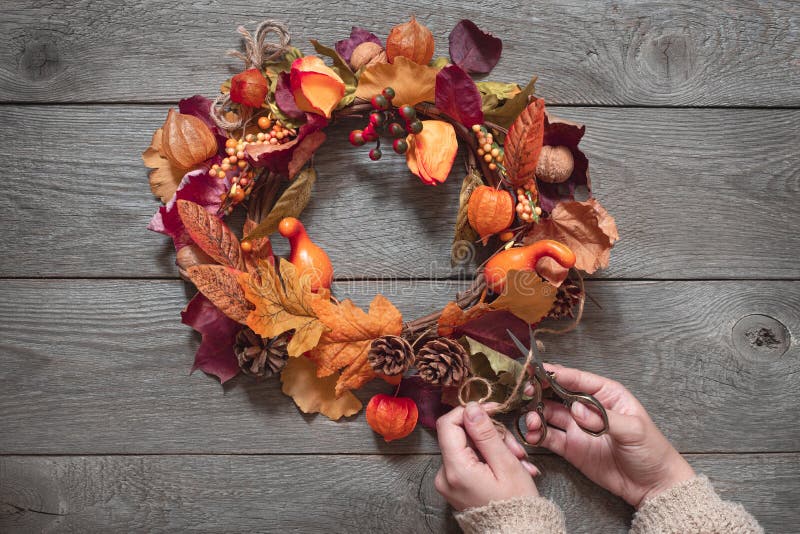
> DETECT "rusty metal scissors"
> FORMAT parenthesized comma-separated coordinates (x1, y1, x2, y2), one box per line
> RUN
(507, 326, 609, 446)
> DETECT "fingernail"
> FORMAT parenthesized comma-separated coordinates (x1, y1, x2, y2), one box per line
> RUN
(521, 460, 539, 476)
(465, 402, 486, 422)
(526, 412, 540, 429)
(572, 402, 588, 419)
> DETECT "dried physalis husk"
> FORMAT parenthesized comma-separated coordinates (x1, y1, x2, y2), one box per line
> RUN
(467, 185, 515, 245)
(536, 145, 575, 184)
(386, 16, 435, 65)
(160, 109, 218, 169)
(350, 42, 388, 70)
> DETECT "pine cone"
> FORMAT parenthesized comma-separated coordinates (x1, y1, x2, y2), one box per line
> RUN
(547, 279, 583, 319)
(368, 335, 414, 376)
(234, 327, 289, 378)
(416, 338, 470, 386)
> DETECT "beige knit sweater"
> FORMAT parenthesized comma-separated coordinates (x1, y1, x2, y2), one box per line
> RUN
(454, 475, 763, 534)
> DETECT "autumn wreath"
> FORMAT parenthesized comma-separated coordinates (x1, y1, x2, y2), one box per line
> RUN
(143, 18, 618, 442)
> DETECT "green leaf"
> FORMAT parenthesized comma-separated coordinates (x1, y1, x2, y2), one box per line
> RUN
(244, 168, 317, 241)
(264, 46, 303, 76)
(310, 39, 357, 108)
(451, 169, 483, 266)
(431, 56, 450, 69)
(484, 76, 537, 129)
(478, 81, 522, 101)
(464, 336, 525, 381)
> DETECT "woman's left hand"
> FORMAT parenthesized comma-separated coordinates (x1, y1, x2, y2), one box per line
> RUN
(434, 402, 540, 511)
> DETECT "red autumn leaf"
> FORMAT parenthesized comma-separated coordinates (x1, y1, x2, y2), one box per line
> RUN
(181, 293, 241, 384)
(177, 200, 245, 270)
(365, 393, 418, 442)
(435, 64, 484, 128)
(437, 301, 491, 337)
(230, 68, 269, 108)
(275, 72, 305, 120)
(245, 113, 328, 178)
(504, 98, 546, 186)
(448, 19, 503, 75)
(453, 310, 532, 358)
(397, 376, 448, 429)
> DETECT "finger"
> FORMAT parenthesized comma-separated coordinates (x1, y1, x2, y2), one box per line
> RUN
(525, 425, 567, 456)
(463, 402, 518, 473)
(434, 466, 450, 495)
(503, 429, 528, 460)
(435, 407, 474, 473)
(542, 363, 611, 396)
(520, 459, 540, 477)
(570, 399, 608, 434)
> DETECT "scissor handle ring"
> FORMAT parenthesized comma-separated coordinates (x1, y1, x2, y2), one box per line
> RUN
(567, 393, 610, 437)
(515, 403, 547, 447)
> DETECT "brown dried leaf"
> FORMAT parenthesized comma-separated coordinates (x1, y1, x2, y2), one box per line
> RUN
(451, 169, 483, 266)
(355, 56, 438, 107)
(177, 200, 245, 270)
(489, 270, 557, 324)
(187, 265, 252, 324)
(504, 98, 546, 186)
(437, 301, 491, 337)
(281, 356, 362, 420)
(244, 168, 317, 242)
(242, 218, 274, 274)
(525, 199, 619, 273)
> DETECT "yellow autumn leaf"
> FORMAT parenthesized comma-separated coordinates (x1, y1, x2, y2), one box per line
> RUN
(239, 258, 329, 357)
(489, 270, 557, 324)
(355, 56, 438, 107)
(281, 356, 362, 420)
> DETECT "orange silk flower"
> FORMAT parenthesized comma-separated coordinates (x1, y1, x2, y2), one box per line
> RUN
(365, 394, 418, 442)
(290, 56, 346, 118)
(405, 120, 457, 185)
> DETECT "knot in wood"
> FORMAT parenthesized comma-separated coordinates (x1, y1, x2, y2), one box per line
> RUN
(732, 314, 790, 361)
(17, 31, 63, 82)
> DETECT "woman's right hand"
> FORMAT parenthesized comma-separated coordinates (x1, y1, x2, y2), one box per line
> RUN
(525, 364, 696, 508)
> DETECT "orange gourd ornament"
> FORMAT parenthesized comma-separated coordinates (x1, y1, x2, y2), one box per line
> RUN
(278, 217, 334, 291)
(484, 239, 576, 292)
(467, 185, 515, 245)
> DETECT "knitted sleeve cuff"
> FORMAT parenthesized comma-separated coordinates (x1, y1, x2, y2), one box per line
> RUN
(631, 475, 763, 534)
(454, 495, 566, 534)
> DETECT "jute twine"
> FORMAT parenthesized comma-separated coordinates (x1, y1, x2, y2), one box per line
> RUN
(456, 271, 586, 422)
(211, 20, 292, 134)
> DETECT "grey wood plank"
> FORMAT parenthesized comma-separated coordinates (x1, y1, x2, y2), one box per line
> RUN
(0, 453, 795, 533)
(1, 1, 798, 106)
(1, 279, 798, 454)
(1, 106, 798, 279)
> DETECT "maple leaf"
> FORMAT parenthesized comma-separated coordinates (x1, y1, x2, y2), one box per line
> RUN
(437, 301, 491, 337)
(239, 258, 329, 357)
(187, 265, 252, 324)
(525, 199, 619, 273)
(503, 98, 546, 186)
(280, 356, 362, 420)
(309, 294, 403, 397)
(489, 270, 557, 324)
(177, 199, 245, 270)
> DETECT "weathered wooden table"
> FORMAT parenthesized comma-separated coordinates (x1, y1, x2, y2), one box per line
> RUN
(1, 2, 798, 532)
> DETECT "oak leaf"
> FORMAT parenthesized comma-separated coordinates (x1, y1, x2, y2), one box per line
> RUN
(187, 265, 252, 324)
(280, 356, 362, 420)
(503, 98, 546, 186)
(525, 199, 619, 274)
(489, 270, 557, 324)
(438, 301, 491, 337)
(177, 200, 245, 270)
(309, 294, 403, 397)
(355, 56, 438, 107)
(239, 258, 329, 357)
(244, 168, 317, 242)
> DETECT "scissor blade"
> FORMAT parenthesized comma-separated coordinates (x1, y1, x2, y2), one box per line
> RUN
(506, 329, 530, 357)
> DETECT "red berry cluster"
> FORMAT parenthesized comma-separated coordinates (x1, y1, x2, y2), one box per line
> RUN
(349, 87, 423, 160)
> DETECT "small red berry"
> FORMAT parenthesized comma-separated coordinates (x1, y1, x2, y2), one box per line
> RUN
(369, 112, 386, 127)
(392, 139, 408, 154)
(389, 123, 405, 138)
(362, 124, 378, 142)
(371, 94, 389, 110)
(408, 120, 423, 134)
(381, 87, 396, 100)
(398, 105, 416, 120)
(349, 130, 366, 146)
(369, 147, 382, 160)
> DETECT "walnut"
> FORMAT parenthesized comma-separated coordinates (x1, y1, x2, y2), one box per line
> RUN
(350, 42, 387, 70)
(535, 145, 574, 183)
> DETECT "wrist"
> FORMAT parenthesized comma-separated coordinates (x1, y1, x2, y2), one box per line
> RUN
(636, 456, 696, 508)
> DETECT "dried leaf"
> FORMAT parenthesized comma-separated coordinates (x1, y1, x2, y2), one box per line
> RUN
(274, 72, 305, 120)
(453, 310, 532, 358)
(187, 265, 252, 324)
(397, 376, 448, 429)
(309, 294, 403, 397)
(244, 168, 317, 242)
(477, 81, 521, 103)
(448, 19, 503, 75)
(489, 270, 556, 325)
(239, 258, 329, 357)
(451, 169, 483, 266)
(503, 98, 546, 186)
(537, 113, 591, 213)
(435, 64, 484, 127)
(242, 218, 274, 274)
(464, 336, 525, 384)
(143, 129, 186, 203)
(438, 301, 491, 337)
(484, 77, 536, 130)
(355, 56, 438, 107)
(525, 199, 619, 273)
(281, 356, 362, 420)
(181, 294, 240, 384)
(177, 200, 245, 270)
(246, 113, 328, 178)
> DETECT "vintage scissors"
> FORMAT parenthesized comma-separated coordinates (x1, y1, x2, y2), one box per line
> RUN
(507, 326, 609, 446)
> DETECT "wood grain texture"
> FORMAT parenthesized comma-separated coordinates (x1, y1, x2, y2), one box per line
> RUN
(1, 1, 798, 105)
(1, 279, 798, 454)
(0, 453, 796, 533)
(1, 106, 798, 279)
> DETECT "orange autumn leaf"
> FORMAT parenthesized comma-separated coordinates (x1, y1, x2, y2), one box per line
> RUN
(187, 265, 252, 324)
(405, 120, 458, 185)
(142, 129, 185, 203)
(309, 294, 403, 397)
(177, 200, 245, 271)
(489, 270, 557, 324)
(525, 199, 619, 274)
(503, 98, 546, 186)
(281, 356, 362, 420)
(437, 301, 491, 337)
(355, 56, 438, 107)
(239, 258, 329, 357)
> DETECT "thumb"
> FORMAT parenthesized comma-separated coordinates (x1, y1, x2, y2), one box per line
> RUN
(463, 402, 517, 473)
(571, 402, 647, 445)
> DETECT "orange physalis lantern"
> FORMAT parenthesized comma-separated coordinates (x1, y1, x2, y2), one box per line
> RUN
(365, 394, 418, 442)
(467, 185, 515, 245)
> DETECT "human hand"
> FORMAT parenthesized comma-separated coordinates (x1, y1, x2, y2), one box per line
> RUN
(435, 402, 539, 511)
(525, 364, 695, 508)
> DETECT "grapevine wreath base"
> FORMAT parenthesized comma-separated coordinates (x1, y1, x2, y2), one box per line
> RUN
(143, 18, 618, 442)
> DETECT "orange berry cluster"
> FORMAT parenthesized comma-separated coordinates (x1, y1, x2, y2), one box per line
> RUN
(211, 116, 297, 214)
(515, 180, 542, 223)
(471, 124, 504, 171)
